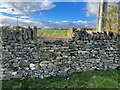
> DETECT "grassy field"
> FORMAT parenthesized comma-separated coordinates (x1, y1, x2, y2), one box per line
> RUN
(37, 29, 67, 38)
(1, 69, 119, 89)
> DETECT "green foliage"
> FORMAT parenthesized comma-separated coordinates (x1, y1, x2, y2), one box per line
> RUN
(102, 4, 119, 32)
(1, 70, 119, 89)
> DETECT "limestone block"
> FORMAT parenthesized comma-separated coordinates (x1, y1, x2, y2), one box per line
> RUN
(29, 63, 35, 70)
(39, 61, 51, 67)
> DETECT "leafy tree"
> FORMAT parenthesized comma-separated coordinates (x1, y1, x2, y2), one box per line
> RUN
(102, 4, 119, 32)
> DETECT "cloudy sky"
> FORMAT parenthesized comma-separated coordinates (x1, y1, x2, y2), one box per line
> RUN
(0, 1, 99, 28)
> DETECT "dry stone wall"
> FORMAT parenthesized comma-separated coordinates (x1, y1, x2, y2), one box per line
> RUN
(1, 27, 120, 80)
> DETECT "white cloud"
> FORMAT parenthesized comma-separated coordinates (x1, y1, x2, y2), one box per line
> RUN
(40, 0, 55, 10)
(0, 1, 57, 28)
(0, 24, 3, 27)
(0, 1, 94, 28)
(1, 15, 28, 26)
(72, 20, 90, 27)
(19, 16, 30, 19)
(0, 1, 55, 15)
(62, 20, 68, 23)
(1, 14, 92, 28)
(0, 1, 56, 27)
(86, 2, 99, 16)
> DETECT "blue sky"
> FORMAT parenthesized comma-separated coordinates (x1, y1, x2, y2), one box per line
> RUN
(0, 2, 99, 28)
(33, 2, 96, 21)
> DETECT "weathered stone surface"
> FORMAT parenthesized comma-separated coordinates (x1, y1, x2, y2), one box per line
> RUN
(13, 62, 19, 67)
(39, 61, 51, 67)
(19, 60, 30, 67)
(1, 27, 119, 80)
(11, 72, 17, 76)
(29, 64, 35, 70)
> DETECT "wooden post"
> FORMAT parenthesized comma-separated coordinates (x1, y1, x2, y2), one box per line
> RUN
(98, 0, 104, 32)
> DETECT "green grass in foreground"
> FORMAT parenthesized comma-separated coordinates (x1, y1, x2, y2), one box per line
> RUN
(37, 29, 67, 38)
(1, 69, 120, 89)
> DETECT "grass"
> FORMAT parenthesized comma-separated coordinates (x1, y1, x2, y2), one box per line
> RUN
(37, 29, 67, 38)
(10, 28, 68, 38)
(1, 69, 119, 89)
